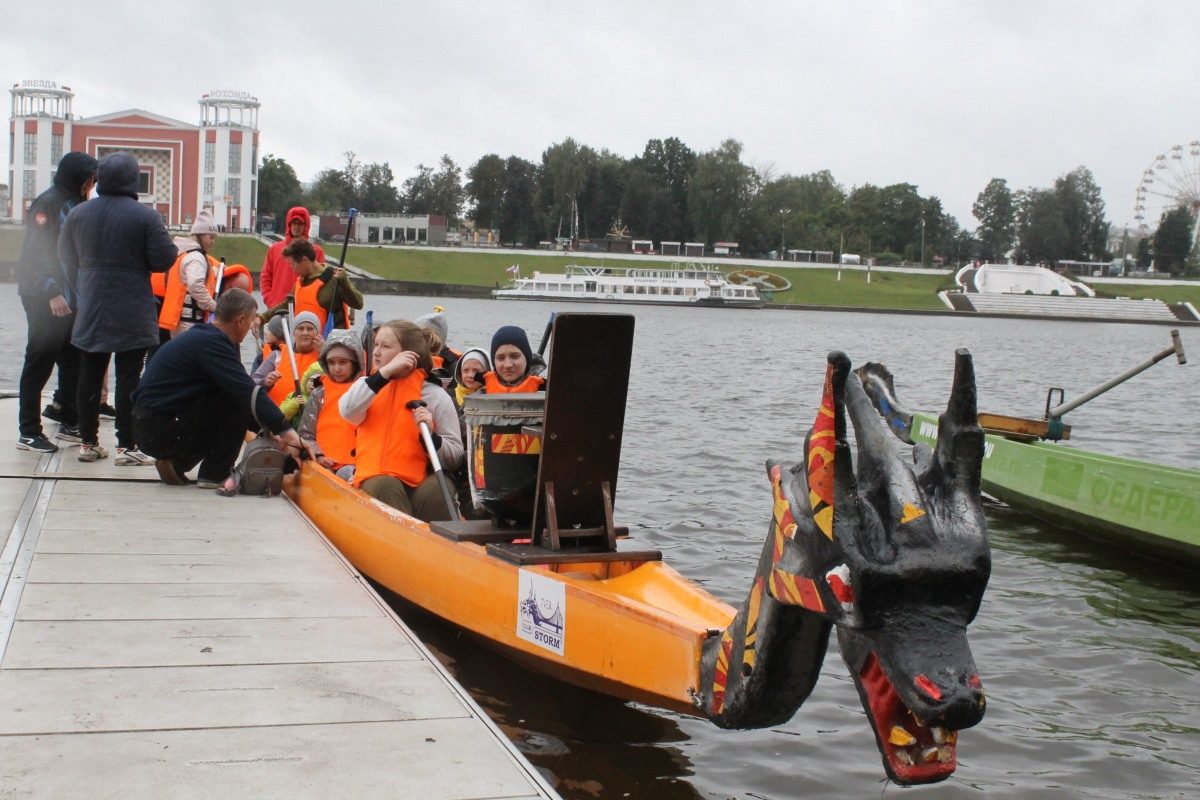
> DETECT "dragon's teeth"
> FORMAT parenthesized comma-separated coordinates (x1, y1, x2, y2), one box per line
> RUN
(937, 746, 954, 763)
(888, 726, 917, 747)
(920, 747, 940, 763)
(895, 749, 915, 766)
(931, 726, 947, 744)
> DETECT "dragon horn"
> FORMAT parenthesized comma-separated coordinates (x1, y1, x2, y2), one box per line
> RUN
(934, 349, 984, 494)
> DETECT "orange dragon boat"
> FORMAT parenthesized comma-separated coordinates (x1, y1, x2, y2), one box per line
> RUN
(285, 313, 992, 786)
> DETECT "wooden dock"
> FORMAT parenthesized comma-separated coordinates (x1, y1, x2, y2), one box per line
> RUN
(0, 399, 557, 799)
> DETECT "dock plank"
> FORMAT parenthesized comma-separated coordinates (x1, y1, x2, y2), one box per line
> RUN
(16, 580, 379, 621)
(3, 616, 420, 669)
(0, 661, 470, 734)
(26, 552, 350, 583)
(0, 719, 547, 800)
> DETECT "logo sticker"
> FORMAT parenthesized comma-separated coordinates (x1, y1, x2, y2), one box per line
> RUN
(517, 569, 565, 656)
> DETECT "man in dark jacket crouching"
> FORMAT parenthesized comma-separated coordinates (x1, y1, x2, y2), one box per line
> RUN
(132, 289, 303, 489)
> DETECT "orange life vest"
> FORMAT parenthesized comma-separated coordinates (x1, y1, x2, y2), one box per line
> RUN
(150, 270, 166, 298)
(293, 271, 349, 331)
(315, 379, 356, 466)
(352, 370, 429, 488)
(267, 347, 321, 406)
(159, 251, 219, 330)
(483, 371, 545, 394)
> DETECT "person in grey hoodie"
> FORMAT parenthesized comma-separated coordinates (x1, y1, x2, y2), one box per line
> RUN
(58, 151, 178, 462)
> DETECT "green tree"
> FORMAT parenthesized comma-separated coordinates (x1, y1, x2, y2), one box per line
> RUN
(466, 154, 507, 228)
(641, 137, 696, 241)
(1152, 206, 1195, 275)
(1015, 188, 1069, 264)
(428, 155, 464, 221)
(498, 156, 539, 246)
(579, 150, 628, 238)
(306, 151, 362, 214)
(358, 162, 400, 213)
(742, 170, 846, 256)
(256, 155, 304, 228)
(1054, 166, 1108, 261)
(400, 164, 434, 214)
(972, 178, 1015, 262)
(541, 138, 592, 240)
(687, 138, 756, 244)
(1135, 236, 1152, 270)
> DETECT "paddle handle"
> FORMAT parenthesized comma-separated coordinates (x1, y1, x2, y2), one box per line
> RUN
(1048, 329, 1187, 419)
(405, 400, 460, 520)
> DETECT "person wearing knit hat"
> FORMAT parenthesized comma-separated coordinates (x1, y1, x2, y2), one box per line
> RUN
(162, 209, 221, 339)
(251, 310, 323, 405)
(483, 325, 545, 393)
(251, 314, 286, 373)
(415, 308, 462, 376)
(452, 346, 490, 407)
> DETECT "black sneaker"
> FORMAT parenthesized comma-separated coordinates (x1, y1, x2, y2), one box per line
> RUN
(56, 425, 83, 443)
(99, 402, 117, 419)
(42, 402, 70, 424)
(17, 434, 60, 453)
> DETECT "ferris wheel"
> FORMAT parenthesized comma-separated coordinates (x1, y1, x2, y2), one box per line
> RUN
(1134, 141, 1200, 239)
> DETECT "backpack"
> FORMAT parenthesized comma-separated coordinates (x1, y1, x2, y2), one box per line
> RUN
(221, 387, 289, 496)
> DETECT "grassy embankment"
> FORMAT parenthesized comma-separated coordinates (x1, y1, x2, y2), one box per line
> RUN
(342, 246, 957, 310)
(5, 226, 1199, 310)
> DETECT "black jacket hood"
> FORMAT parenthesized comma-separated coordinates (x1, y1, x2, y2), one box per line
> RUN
(97, 152, 140, 199)
(52, 152, 98, 198)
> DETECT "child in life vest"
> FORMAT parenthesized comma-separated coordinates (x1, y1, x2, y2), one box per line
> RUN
(482, 325, 546, 394)
(252, 311, 323, 408)
(453, 347, 490, 408)
(252, 315, 285, 373)
(338, 319, 463, 521)
(298, 330, 363, 477)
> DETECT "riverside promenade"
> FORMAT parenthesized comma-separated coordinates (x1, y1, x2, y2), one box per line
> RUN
(0, 398, 557, 799)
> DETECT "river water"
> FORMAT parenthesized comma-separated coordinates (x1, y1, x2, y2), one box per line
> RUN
(3, 291, 1196, 798)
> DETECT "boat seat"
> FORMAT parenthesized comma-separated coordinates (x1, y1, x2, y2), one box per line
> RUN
(530, 313, 635, 552)
(429, 519, 528, 544)
(486, 542, 661, 566)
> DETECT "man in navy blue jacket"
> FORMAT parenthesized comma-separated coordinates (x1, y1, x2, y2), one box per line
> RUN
(59, 151, 177, 463)
(132, 289, 303, 488)
(15, 152, 98, 452)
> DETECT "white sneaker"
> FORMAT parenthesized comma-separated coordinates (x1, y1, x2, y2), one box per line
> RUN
(78, 443, 109, 462)
(115, 447, 154, 466)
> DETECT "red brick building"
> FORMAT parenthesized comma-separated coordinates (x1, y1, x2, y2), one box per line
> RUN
(7, 80, 260, 231)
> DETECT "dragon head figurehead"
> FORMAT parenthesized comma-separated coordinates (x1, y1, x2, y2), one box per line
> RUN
(763, 349, 990, 784)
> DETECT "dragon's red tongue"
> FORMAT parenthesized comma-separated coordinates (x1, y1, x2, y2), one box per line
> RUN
(860, 653, 958, 785)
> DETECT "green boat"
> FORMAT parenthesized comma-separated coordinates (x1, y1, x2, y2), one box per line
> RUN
(857, 335, 1199, 568)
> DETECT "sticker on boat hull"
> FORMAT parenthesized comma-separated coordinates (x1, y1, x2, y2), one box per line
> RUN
(517, 569, 565, 656)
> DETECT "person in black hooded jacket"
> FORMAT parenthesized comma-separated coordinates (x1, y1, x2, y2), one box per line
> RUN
(15, 151, 98, 453)
(58, 151, 177, 463)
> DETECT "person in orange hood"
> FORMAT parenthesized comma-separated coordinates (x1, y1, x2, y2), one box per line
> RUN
(260, 206, 325, 307)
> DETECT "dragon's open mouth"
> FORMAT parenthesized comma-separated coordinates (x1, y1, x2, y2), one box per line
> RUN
(859, 651, 958, 785)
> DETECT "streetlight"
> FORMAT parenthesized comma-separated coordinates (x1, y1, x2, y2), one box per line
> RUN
(779, 208, 791, 260)
(920, 218, 926, 267)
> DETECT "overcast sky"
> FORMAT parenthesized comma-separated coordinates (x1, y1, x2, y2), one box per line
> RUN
(5, 1, 1198, 230)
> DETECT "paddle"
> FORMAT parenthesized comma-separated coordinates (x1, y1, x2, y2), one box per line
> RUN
(529, 311, 555, 376)
(1046, 328, 1187, 421)
(279, 296, 302, 399)
(405, 399, 461, 520)
(361, 310, 375, 372)
(324, 208, 357, 337)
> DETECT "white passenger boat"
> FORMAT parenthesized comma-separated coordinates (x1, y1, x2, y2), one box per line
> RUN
(492, 263, 765, 308)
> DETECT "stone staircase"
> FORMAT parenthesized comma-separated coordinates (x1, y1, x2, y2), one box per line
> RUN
(940, 291, 1198, 323)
